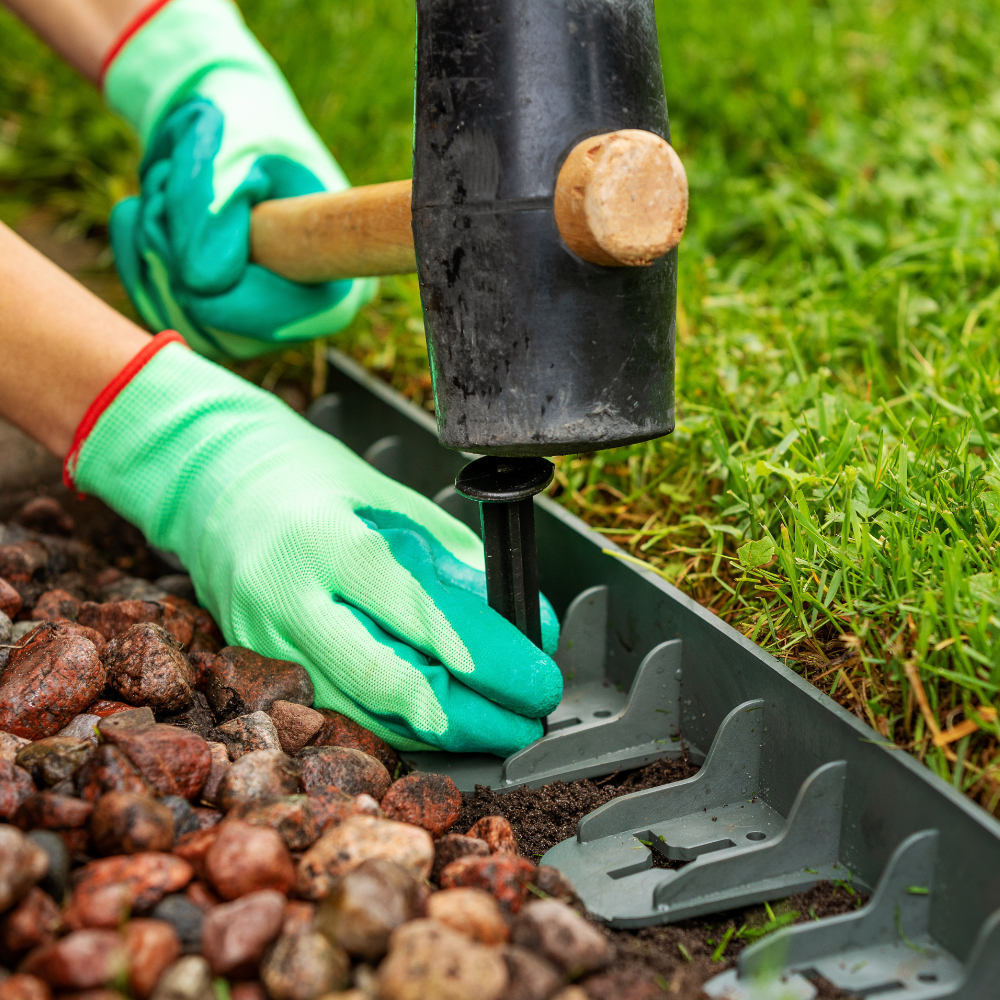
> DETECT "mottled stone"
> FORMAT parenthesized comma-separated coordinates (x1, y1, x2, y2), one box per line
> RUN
(431, 834, 490, 885)
(295, 747, 391, 801)
(0, 635, 105, 740)
(380, 773, 461, 837)
(261, 931, 350, 1000)
(426, 888, 509, 945)
(186, 653, 215, 692)
(95, 707, 156, 732)
(305, 787, 353, 834)
(159, 796, 200, 839)
(30, 590, 81, 622)
(467, 816, 518, 855)
(198, 743, 230, 807)
(20, 929, 127, 990)
(75, 744, 149, 803)
(0, 761, 36, 820)
(172, 828, 219, 883)
(85, 700, 135, 718)
(0, 578, 22, 619)
(510, 899, 611, 974)
(78, 601, 194, 649)
(64, 853, 193, 930)
(206, 712, 280, 758)
(311, 710, 399, 773)
(0, 886, 62, 955)
(0, 542, 47, 583)
(99, 721, 211, 801)
(533, 866, 579, 906)
(282, 901, 315, 937)
(156, 692, 215, 738)
(377, 919, 508, 1000)
(26, 830, 69, 902)
(216, 750, 301, 811)
(14, 618, 106, 654)
(13, 793, 92, 831)
(0, 732, 29, 765)
(205, 820, 295, 900)
(103, 624, 194, 713)
(200, 890, 285, 978)
(126, 919, 182, 999)
(193, 808, 221, 831)
(55, 714, 101, 745)
(148, 955, 214, 1000)
(502, 945, 564, 1000)
(16, 497, 74, 536)
(296, 816, 433, 901)
(439, 855, 537, 917)
(267, 702, 324, 756)
(228, 796, 318, 851)
(0, 975, 51, 1000)
(206, 647, 313, 723)
(89, 792, 175, 856)
(150, 895, 204, 956)
(315, 859, 420, 960)
(16, 737, 92, 787)
(351, 793, 383, 819)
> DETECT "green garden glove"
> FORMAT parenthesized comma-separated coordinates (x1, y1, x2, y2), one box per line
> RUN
(70, 341, 563, 755)
(104, 0, 375, 360)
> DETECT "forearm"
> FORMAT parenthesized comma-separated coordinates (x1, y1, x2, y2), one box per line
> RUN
(0, 223, 150, 457)
(1, 0, 147, 82)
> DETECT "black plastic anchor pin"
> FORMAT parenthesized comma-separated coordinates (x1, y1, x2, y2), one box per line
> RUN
(454, 456, 554, 650)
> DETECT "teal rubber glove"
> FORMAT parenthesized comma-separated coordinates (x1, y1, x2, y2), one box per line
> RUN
(104, 0, 375, 361)
(72, 342, 563, 755)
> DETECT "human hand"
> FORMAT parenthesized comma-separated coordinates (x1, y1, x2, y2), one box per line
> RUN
(104, 0, 375, 360)
(71, 340, 563, 755)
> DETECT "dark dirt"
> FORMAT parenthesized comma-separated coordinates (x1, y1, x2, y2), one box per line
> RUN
(2, 483, 865, 998)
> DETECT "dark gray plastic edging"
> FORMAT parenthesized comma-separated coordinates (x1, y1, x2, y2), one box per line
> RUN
(318, 347, 1000, 967)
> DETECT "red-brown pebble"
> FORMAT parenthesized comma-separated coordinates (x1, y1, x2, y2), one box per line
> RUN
(439, 854, 538, 916)
(78, 600, 194, 648)
(199, 742, 231, 807)
(99, 721, 211, 801)
(173, 828, 220, 883)
(0, 826, 49, 912)
(0, 542, 47, 583)
(0, 975, 51, 1000)
(185, 880, 220, 912)
(216, 749, 301, 811)
(0, 760, 36, 820)
(467, 815, 519, 855)
(201, 889, 286, 977)
(102, 623, 195, 713)
(89, 791, 175, 856)
(187, 651, 216, 690)
(0, 887, 62, 955)
(206, 647, 313, 721)
(16, 619, 107, 655)
(13, 793, 93, 831)
(64, 853, 193, 930)
(30, 590, 81, 622)
(193, 806, 222, 830)
(229, 985, 266, 1000)
(228, 796, 318, 851)
(16, 497, 73, 534)
(267, 701, 324, 755)
(282, 900, 316, 936)
(431, 833, 491, 884)
(125, 919, 181, 999)
(306, 786, 354, 834)
(74, 744, 149, 803)
(0, 578, 22, 619)
(311, 709, 399, 772)
(296, 746, 391, 800)
(380, 772, 461, 837)
(206, 820, 295, 900)
(21, 929, 127, 990)
(85, 700, 135, 718)
(0, 635, 105, 740)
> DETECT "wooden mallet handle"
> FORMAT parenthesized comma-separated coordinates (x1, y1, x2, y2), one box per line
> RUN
(249, 130, 687, 282)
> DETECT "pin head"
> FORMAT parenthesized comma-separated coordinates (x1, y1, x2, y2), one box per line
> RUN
(455, 456, 555, 503)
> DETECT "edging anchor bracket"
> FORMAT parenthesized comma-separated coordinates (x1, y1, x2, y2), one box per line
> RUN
(542, 701, 852, 928)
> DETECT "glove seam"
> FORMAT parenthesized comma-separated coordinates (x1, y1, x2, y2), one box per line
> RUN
(99, 0, 177, 89)
(63, 330, 188, 491)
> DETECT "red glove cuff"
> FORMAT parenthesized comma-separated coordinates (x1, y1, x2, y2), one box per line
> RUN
(99, 0, 176, 88)
(63, 330, 188, 491)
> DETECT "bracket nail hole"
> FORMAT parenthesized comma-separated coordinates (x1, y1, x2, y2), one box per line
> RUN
(746, 832, 766, 841)
(918, 974, 938, 983)
(593, 710, 612, 718)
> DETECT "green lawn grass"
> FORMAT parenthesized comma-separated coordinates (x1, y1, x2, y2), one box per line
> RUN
(3, 0, 1000, 814)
